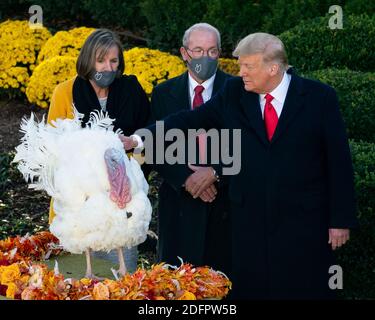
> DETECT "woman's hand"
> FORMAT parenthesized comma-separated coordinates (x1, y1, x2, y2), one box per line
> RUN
(118, 134, 138, 151)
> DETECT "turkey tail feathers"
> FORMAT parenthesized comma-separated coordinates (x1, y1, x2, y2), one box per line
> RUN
(13, 113, 58, 197)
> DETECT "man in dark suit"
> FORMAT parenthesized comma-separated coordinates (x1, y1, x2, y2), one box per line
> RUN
(149, 23, 233, 274)
(123, 32, 358, 299)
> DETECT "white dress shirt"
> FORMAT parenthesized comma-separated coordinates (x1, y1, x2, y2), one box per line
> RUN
(259, 72, 291, 119)
(188, 72, 216, 108)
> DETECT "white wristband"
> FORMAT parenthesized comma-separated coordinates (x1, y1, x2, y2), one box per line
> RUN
(130, 134, 144, 152)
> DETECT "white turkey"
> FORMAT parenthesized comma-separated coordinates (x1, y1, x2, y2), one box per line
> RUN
(13, 109, 152, 279)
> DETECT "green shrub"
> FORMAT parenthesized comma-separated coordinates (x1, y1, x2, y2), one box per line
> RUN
(140, 0, 206, 54)
(262, 0, 343, 35)
(203, 0, 271, 55)
(82, 0, 147, 30)
(0, 0, 28, 20)
(337, 140, 375, 299)
(279, 14, 375, 72)
(23, 0, 90, 30)
(305, 68, 375, 142)
(345, 0, 375, 15)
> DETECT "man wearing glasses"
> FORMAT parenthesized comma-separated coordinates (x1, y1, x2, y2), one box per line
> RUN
(149, 23, 233, 274)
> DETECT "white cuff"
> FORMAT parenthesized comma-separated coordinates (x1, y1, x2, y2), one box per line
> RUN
(130, 134, 144, 152)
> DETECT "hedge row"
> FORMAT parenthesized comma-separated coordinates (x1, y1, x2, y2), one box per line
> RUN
(2, 0, 374, 55)
(280, 14, 375, 72)
(338, 140, 375, 299)
(305, 68, 375, 142)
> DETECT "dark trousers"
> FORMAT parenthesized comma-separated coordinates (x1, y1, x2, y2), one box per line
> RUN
(157, 182, 232, 275)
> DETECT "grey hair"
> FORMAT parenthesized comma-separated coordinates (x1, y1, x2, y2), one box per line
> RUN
(182, 23, 221, 49)
(76, 28, 125, 80)
(233, 32, 288, 72)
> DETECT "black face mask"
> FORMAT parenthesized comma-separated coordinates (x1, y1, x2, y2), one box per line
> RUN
(90, 70, 117, 88)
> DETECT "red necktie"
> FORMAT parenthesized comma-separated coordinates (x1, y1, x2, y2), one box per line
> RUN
(264, 93, 278, 141)
(193, 85, 204, 109)
(192, 85, 206, 163)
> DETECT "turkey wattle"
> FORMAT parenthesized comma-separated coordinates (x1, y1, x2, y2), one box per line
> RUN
(13, 110, 152, 278)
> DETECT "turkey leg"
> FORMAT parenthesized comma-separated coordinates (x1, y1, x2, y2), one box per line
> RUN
(84, 248, 103, 280)
(85, 248, 94, 278)
(116, 246, 127, 276)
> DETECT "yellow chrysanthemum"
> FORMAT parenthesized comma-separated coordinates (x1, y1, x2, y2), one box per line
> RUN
(219, 58, 239, 76)
(124, 47, 186, 95)
(37, 27, 95, 63)
(26, 56, 77, 108)
(0, 20, 51, 92)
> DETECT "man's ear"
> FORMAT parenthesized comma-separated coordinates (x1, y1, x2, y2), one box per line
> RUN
(180, 47, 188, 62)
(269, 63, 279, 76)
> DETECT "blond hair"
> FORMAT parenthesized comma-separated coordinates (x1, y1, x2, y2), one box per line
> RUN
(233, 33, 288, 71)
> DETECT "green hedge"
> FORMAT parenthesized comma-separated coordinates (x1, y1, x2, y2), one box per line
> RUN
(344, 0, 375, 15)
(0, 0, 28, 20)
(24, 0, 89, 24)
(4, 1, 374, 57)
(305, 68, 375, 143)
(203, 0, 271, 55)
(21, 0, 146, 30)
(262, 0, 343, 35)
(140, 0, 206, 54)
(279, 14, 375, 72)
(337, 140, 375, 299)
(82, 0, 147, 30)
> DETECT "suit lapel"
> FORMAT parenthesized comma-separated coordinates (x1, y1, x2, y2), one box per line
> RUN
(170, 71, 190, 110)
(240, 90, 269, 146)
(271, 74, 306, 144)
(212, 69, 227, 95)
(238, 73, 307, 146)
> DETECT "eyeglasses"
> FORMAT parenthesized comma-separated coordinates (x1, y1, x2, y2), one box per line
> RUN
(184, 47, 220, 58)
